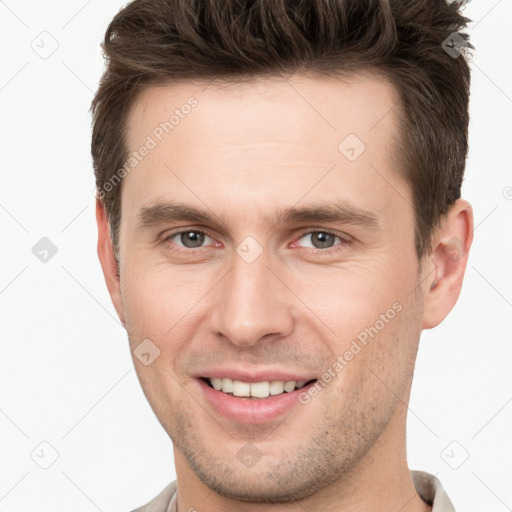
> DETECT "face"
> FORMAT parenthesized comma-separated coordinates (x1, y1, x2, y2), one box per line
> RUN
(108, 73, 430, 502)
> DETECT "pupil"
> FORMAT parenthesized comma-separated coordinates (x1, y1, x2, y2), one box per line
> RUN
(182, 231, 204, 248)
(312, 232, 334, 249)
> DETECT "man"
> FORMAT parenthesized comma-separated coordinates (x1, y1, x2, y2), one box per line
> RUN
(92, 0, 473, 510)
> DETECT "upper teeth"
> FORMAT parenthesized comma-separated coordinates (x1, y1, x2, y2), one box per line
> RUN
(209, 378, 308, 398)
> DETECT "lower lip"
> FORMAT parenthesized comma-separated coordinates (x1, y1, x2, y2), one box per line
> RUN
(197, 379, 315, 425)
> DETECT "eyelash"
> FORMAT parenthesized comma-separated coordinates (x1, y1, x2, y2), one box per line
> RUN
(161, 228, 350, 256)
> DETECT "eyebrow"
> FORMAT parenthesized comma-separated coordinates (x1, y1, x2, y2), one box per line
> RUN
(137, 200, 380, 231)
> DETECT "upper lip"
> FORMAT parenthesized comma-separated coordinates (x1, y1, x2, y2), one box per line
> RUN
(194, 367, 317, 383)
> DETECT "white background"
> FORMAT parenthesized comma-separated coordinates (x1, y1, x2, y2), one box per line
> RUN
(1, 1, 511, 510)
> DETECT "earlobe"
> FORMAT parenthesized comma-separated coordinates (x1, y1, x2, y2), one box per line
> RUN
(96, 199, 126, 328)
(421, 199, 474, 329)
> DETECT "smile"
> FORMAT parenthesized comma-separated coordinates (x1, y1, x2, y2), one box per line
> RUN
(204, 377, 315, 398)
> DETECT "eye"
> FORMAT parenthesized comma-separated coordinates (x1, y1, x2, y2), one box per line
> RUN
(293, 230, 348, 253)
(161, 228, 350, 256)
(165, 230, 214, 249)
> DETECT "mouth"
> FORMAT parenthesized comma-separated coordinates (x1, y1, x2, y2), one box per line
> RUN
(194, 369, 319, 424)
(200, 377, 317, 399)
(197, 376, 318, 424)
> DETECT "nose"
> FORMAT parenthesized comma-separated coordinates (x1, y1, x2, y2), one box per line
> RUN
(207, 245, 295, 347)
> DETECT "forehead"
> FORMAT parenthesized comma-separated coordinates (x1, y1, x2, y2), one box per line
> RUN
(122, 72, 409, 226)
(126, 71, 401, 154)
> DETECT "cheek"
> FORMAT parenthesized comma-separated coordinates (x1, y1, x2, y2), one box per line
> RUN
(121, 262, 197, 329)
(289, 260, 411, 342)
(359, 289, 423, 384)
(120, 262, 220, 374)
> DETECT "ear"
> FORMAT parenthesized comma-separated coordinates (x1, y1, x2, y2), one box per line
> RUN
(421, 199, 474, 329)
(96, 199, 126, 328)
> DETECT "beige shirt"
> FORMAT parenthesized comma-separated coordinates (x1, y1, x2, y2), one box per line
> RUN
(131, 471, 455, 511)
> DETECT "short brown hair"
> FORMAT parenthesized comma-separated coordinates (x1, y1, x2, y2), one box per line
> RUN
(91, 0, 472, 259)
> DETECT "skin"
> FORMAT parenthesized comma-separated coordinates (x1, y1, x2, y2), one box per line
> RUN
(97, 73, 473, 512)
